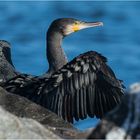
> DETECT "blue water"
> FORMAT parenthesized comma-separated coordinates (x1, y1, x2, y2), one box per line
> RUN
(0, 1, 140, 130)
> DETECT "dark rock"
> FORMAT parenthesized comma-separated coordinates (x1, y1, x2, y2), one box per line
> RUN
(0, 106, 61, 139)
(0, 86, 79, 138)
(0, 40, 17, 82)
(88, 82, 140, 139)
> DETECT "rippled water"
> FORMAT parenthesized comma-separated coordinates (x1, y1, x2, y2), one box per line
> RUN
(0, 1, 140, 130)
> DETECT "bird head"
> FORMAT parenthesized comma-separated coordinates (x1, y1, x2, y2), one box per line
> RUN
(48, 18, 103, 37)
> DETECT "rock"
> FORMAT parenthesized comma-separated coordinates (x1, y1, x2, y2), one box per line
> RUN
(129, 82, 140, 94)
(0, 40, 17, 82)
(0, 86, 73, 128)
(0, 106, 62, 139)
(87, 82, 140, 139)
(0, 86, 78, 138)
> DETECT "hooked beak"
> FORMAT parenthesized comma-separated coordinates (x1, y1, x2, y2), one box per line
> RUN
(72, 21, 103, 32)
(64, 21, 103, 36)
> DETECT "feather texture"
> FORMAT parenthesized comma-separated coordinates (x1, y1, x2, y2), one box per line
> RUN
(2, 51, 125, 123)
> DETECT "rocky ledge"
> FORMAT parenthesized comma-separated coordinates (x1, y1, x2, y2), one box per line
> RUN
(0, 106, 61, 139)
(0, 86, 81, 139)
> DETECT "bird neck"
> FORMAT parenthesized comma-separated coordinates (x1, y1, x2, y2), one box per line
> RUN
(46, 31, 68, 74)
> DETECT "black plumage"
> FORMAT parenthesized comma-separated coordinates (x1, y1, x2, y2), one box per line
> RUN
(2, 51, 124, 123)
(0, 18, 125, 123)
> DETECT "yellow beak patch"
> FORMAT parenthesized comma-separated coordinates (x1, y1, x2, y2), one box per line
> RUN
(72, 24, 80, 32)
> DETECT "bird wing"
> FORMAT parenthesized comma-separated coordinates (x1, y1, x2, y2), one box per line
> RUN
(2, 51, 124, 123)
(39, 51, 124, 123)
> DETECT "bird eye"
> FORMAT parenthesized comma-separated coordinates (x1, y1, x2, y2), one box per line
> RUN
(59, 26, 64, 30)
(74, 21, 79, 25)
(59, 26, 66, 34)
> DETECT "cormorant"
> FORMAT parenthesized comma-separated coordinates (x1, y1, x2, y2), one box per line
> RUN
(1, 18, 124, 123)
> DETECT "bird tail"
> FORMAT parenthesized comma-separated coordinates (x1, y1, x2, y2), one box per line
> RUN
(0, 40, 17, 83)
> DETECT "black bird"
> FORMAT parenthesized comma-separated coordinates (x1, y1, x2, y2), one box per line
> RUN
(1, 18, 124, 123)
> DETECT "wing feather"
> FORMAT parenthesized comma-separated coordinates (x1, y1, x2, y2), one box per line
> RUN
(79, 88, 84, 119)
(2, 51, 125, 123)
(83, 87, 87, 119)
(75, 90, 80, 121)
